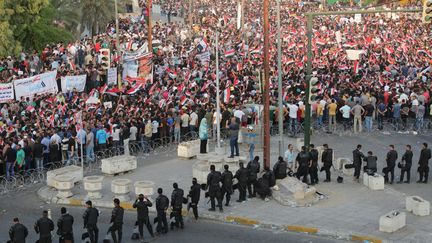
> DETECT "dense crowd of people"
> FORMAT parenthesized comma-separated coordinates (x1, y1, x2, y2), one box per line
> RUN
(0, 0, 430, 180)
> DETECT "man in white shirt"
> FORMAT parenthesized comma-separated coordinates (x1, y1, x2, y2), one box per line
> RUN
(233, 106, 245, 122)
(189, 111, 198, 136)
(287, 102, 299, 136)
(129, 122, 138, 143)
(212, 110, 221, 139)
(180, 111, 190, 137)
(339, 102, 351, 131)
(284, 144, 296, 171)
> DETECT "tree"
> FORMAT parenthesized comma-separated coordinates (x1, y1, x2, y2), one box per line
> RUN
(0, 0, 21, 56)
(51, 0, 81, 36)
(80, 0, 116, 36)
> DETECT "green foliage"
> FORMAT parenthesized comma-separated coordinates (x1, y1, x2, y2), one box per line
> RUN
(0, 0, 74, 57)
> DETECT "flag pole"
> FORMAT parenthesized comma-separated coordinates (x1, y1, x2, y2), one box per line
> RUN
(263, 0, 270, 169)
(276, 0, 284, 157)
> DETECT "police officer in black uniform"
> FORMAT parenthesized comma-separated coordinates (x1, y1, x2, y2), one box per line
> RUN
(155, 188, 169, 234)
(246, 156, 260, 198)
(321, 144, 333, 182)
(384, 145, 398, 184)
(221, 164, 233, 206)
(57, 207, 74, 243)
(206, 164, 223, 212)
(273, 156, 287, 180)
(133, 194, 154, 240)
(295, 146, 311, 183)
(188, 178, 201, 220)
(110, 198, 124, 243)
(309, 144, 319, 184)
(34, 210, 54, 243)
(418, 143, 431, 183)
(9, 218, 28, 243)
(171, 183, 185, 229)
(234, 162, 248, 202)
(398, 144, 413, 183)
(352, 144, 365, 182)
(83, 200, 99, 243)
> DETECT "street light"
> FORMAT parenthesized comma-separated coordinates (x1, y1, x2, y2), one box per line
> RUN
(276, 0, 284, 157)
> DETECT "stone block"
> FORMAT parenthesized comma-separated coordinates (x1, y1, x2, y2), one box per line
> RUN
(224, 157, 239, 164)
(406, 196, 430, 216)
(338, 158, 354, 176)
(368, 174, 384, 190)
(379, 211, 406, 233)
(111, 179, 131, 201)
(214, 147, 226, 156)
(363, 173, 369, 187)
(277, 177, 308, 200)
(47, 165, 83, 187)
(178, 139, 204, 158)
(101, 155, 137, 175)
(134, 181, 155, 197)
(84, 176, 104, 199)
(54, 175, 75, 198)
(192, 161, 210, 184)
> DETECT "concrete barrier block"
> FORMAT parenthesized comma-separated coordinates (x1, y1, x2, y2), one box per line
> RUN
(47, 165, 83, 187)
(407, 196, 430, 216)
(84, 176, 104, 199)
(379, 211, 406, 233)
(54, 175, 75, 198)
(111, 179, 131, 201)
(101, 155, 137, 175)
(368, 174, 385, 190)
(363, 173, 370, 187)
(134, 181, 155, 197)
(192, 161, 210, 184)
(337, 158, 354, 176)
(178, 139, 203, 158)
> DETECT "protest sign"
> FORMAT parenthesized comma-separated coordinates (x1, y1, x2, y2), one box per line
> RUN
(0, 83, 14, 103)
(61, 75, 86, 92)
(14, 71, 58, 100)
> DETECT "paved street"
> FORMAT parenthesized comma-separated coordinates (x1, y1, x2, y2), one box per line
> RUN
(0, 189, 343, 243)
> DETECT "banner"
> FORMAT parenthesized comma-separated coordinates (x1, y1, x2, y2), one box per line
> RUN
(14, 71, 58, 100)
(0, 83, 14, 103)
(107, 68, 117, 86)
(122, 51, 153, 83)
(61, 75, 86, 92)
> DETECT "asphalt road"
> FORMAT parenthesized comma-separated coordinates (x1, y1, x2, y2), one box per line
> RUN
(0, 188, 346, 243)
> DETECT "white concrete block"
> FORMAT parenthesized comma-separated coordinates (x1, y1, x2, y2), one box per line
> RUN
(214, 147, 226, 156)
(338, 158, 354, 176)
(134, 181, 155, 197)
(192, 161, 210, 184)
(84, 176, 104, 199)
(54, 175, 75, 198)
(111, 179, 132, 201)
(406, 196, 430, 216)
(363, 173, 369, 187)
(379, 211, 406, 233)
(47, 165, 83, 187)
(368, 174, 385, 190)
(177, 139, 205, 158)
(101, 155, 137, 175)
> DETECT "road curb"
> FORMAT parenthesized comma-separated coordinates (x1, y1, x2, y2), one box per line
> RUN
(37, 186, 384, 243)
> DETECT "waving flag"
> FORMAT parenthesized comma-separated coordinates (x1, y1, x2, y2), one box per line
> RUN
(126, 84, 142, 95)
(224, 87, 230, 103)
(224, 49, 235, 58)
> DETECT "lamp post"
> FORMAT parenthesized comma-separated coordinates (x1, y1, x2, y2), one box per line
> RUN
(263, 0, 270, 168)
(276, 0, 283, 157)
(215, 30, 221, 149)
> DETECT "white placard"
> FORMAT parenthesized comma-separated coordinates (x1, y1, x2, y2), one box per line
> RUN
(0, 83, 14, 103)
(14, 71, 58, 100)
(107, 68, 117, 86)
(61, 75, 86, 92)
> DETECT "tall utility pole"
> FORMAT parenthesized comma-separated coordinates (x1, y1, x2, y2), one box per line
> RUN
(276, 0, 283, 157)
(303, 8, 422, 150)
(114, 0, 121, 89)
(215, 30, 221, 149)
(263, 0, 270, 169)
(148, 0, 153, 52)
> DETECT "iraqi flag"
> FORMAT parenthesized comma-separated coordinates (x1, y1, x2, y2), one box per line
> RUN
(315, 39, 326, 46)
(197, 39, 208, 52)
(201, 81, 211, 92)
(288, 42, 296, 50)
(26, 106, 35, 113)
(99, 84, 108, 94)
(384, 47, 394, 55)
(417, 50, 432, 58)
(224, 49, 235, 58)
(223, 87, 230, 103)
(180, 96, 188, 106)
(167, 68, 177, 79)
(343, 42, 357, 48)
(158, 99, 166, 108)
(338, 65, 349, 70)
(126, 84, 142, 95)
(353, 60, 359, 74)
(106, 87, 121, 96)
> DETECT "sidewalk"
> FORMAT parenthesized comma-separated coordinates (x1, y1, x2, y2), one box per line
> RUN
(38, 135, 432, 243)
